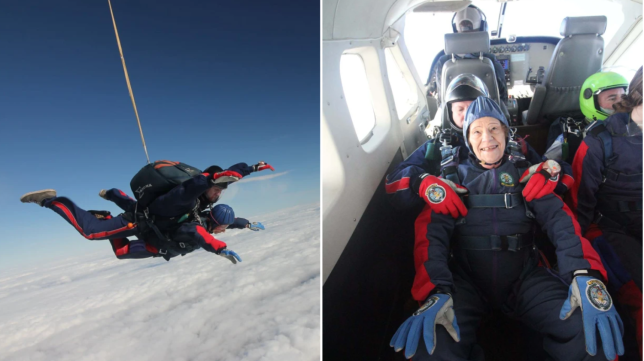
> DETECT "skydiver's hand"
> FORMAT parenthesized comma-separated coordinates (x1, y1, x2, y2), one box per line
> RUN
(560, 274, 624, 360)
(248, 222, 265, 231)
(520, 160, 561, 201)
(210, 169, 243, 186)
(417, 174, 468, 218)
(252, 161, 274, 172)
(390, 293, 460, 358)
(217, 248, 242, 264)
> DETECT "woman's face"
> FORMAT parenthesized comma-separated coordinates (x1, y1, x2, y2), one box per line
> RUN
(468, 117, 506, 166)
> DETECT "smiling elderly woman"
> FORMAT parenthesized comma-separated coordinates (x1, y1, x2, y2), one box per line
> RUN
(391, 96, 624, 361)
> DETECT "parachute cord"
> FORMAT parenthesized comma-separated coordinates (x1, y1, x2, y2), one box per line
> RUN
(107, 0, 151, 164)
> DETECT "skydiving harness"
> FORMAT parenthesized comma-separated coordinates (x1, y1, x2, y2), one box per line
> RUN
(587, 122, 643, 229)
(560, 117, 589, 162)
(135, 199, 207, 261)
(438, 128, 536, 252)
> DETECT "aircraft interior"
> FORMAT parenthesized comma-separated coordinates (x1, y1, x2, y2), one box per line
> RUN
(323, 0, 642, 359)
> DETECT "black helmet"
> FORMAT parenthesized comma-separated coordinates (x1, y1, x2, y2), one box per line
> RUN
(444, 73, 490, 132)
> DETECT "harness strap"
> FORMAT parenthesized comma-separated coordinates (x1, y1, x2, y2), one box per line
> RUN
(599, 199, 643, 212)
(588, 124, 614, 175)
(604, 169, 643, 183)
(464, 193, 523, 209)
(456, 233, 533, 252)
(593, 211, 629, 230)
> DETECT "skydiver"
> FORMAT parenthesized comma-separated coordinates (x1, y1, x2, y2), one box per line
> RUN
(19, 161, 274, 260)
(391, 96, 624, 361)
(570, 66, 643, 358)
(544, 71, 629, 163)
(102, 204, 262, 263)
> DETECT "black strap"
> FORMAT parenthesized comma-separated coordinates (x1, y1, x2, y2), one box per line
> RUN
(456, 233, 533, 252)
(599, 199, 643, 212)
(593, 212, 628, 229)
(463, 193, 524, 209)
(604, 169, 643, 183)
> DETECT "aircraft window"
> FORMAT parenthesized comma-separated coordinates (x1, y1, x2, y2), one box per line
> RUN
(502, 0, 623, 43)
(605, 35, 642, 81)
(384, 48, 418, 119)
(340, 54, 376, 143)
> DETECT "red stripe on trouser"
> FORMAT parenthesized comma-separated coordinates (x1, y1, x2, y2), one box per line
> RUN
(51, 201, 135, 239)
(554, 194, 607, 281)
(115, 243, 130, 256)
(411, 205, 436, 301)
(385, 177, 410, 194)
(570, 142, 589, 214)
(145, 243, 159, 254)
(196, 225, 226, 251)
(616, 280, 643, 358)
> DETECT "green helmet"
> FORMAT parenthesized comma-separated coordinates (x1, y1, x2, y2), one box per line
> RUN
(580, 72, 628, 121)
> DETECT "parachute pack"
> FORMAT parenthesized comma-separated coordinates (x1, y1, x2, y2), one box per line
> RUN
(129, 160, 218, 208)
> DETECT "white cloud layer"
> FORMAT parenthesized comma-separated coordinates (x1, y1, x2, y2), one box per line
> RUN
(0, 203, 320, 361)
(237, 171, 290, 183)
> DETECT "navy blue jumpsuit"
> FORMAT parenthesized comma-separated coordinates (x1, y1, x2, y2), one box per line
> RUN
(401, 155, 609, 360)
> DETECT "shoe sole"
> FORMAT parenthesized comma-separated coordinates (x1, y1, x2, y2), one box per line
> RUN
(20, 189, 57, 203)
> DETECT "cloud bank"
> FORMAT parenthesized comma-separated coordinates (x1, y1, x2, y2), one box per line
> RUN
(0, 203, 320, 361)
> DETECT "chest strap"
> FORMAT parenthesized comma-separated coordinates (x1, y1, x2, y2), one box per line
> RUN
(604, 169, 643, 183)
(456, 233, 533, 252)
(463, 193, 524, 209)
(599, 199, 643, 213)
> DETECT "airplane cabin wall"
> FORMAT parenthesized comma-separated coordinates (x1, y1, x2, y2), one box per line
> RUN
(322, 16, 428, 281)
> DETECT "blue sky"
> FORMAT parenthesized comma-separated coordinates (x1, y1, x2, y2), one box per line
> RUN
(0, 1, 320, 269)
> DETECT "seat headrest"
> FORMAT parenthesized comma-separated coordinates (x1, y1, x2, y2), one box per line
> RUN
(560, 16, 607, 36)
(444, 31, 489, 55)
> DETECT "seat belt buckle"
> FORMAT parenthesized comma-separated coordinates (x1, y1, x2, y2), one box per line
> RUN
(504, 193, 513, 208)
(440, 155, 455, 167)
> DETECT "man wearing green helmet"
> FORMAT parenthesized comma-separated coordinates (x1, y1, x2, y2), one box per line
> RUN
(580, 71, 629, 122)
(544, 71, 629, 164)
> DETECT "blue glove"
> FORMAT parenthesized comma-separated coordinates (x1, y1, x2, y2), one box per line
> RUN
(390, 293, 460, 359)
(559, 275, 624, 360)
(217, 248, 242, 264)
(249, 222, 265, 231)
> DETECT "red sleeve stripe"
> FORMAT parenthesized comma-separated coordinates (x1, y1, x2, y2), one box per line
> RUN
(196, 225, 226, 250)
(51, 201, 136, 239)
(411, 205, 436, 301)
(385, 177, 410, 194)
(570, 142, 589, 213)
(561, 174, 574, 190)
(555, 195, 607, 281)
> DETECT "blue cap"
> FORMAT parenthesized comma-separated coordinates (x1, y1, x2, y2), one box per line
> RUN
(210, 204, 235, 225)
(462, 96, 508, 152)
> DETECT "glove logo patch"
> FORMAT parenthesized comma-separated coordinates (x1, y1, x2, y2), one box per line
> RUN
(425, 184, 446, 204)
(500, 173, 514, 187)
(413, 296, 439, 316)
(586, 279, 612, 311)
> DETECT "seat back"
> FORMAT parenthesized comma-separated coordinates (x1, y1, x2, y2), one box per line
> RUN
(525, 16, 606, 125)
(441, 32, 501, 105)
